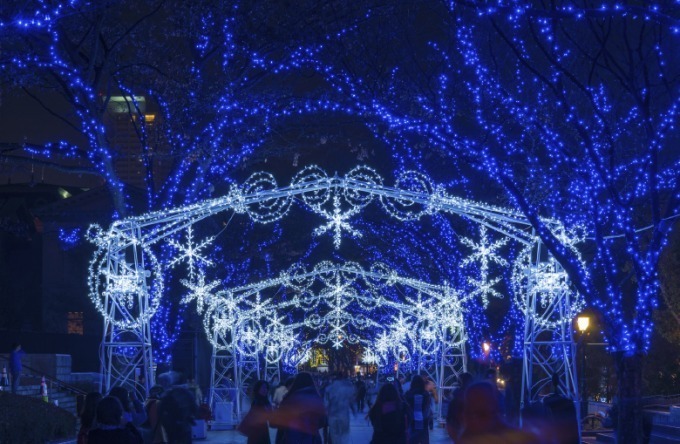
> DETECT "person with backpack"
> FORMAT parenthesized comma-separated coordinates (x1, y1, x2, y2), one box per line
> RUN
(404, 375, 432, 444)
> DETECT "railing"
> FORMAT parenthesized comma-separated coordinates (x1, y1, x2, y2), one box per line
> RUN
(641, 394, 680, 408)
(0, 355, 87, 398)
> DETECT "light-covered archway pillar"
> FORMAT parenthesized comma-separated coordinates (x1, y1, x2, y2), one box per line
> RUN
(518, 239, 581, 434)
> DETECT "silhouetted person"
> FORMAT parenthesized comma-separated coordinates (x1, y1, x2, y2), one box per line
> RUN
(238, 380, 273, 444)
(272, 372, 327, 444)
(9, 343, 24, 394)
(139, 385, 167, 444)
(446, 372, 473, 440)
(157, 387, 197, 444)
(78, 392, 102, 444)
(541, 374, 579, 444)
(109, 386, 147, 427)
(459, 382, 538, 444)
(404, 375, 432, 444)
(368, 382, 412, 444)
(88, 396, 143, 444)
(355, 376, 367, 412)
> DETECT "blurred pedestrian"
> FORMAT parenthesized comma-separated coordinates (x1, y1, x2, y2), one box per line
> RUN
(109, 386, 147, 427)
(404, 375, 432, 444)
(423, 375, 438, 430)
(445, 372, 473, 440)
(368, 382, 411, 444)
(139, 386, 167, 444)
(458, 382, 538, 444)
(88, 396, 143, 444)
(540, 374, 579, 444)
(355, 376, 367, 412)
(273, 378, 293, 409)
(366, 380, 378, 408)
(238, 380, 273, 444)
(157, 387, 197, 444)
(77, 392, 102, 444)
(9, 343, 24, 394)
(324, 373, 356, 444)
(272, 372, 327, 444)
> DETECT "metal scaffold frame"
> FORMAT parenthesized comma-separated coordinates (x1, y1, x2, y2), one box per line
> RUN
(97, 223, 155, 400)
(519, 239, 580, 433)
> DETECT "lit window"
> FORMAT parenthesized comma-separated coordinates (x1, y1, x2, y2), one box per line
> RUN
(67, 312, 84, 335)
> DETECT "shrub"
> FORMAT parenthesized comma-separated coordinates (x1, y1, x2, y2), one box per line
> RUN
(0, 391, 76, 443)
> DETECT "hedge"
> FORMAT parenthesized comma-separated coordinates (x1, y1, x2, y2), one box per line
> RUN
(0, 391, 76, 443)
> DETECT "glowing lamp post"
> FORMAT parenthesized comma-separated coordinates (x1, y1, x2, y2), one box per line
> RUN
(577, 315, 590, 417)
(482, 341, 491, 368)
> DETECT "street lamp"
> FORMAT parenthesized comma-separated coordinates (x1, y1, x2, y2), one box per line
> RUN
(482, 341, 492, 370)
(577, 315, 590, 418)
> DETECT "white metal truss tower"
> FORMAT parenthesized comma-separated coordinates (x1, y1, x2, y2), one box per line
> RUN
(209, 333, 237, 425)
(438, 327, 467, 419)
(417, 328, 468, 422)
(98, 222, 154, 400)
(520, 240, 580, 426)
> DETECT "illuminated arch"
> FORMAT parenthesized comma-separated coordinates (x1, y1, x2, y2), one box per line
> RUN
(87, 165, 583, 423)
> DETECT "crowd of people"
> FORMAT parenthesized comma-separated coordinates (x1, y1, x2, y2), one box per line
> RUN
(70, 368, 578, 444)
(238, 370, 470, 444)
(76, 383, 199, 444)
(237, 369, 579, 444)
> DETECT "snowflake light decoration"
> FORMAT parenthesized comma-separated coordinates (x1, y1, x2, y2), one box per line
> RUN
(312, 195, 363, 248)
(168, 226, 215, 281)
(181, 270, 221, 314)
(460, 225, 509, 306)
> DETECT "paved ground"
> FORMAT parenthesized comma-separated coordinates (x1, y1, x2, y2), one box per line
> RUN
(200, 413, 452, 443)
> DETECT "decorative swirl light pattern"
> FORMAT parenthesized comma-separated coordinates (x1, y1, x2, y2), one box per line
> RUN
(183, 261, 467, 363)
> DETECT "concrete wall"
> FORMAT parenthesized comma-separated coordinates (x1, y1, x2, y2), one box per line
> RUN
(0, 353, 71, 380)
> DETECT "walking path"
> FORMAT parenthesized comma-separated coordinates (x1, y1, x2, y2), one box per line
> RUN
(202, 413, 452, 443)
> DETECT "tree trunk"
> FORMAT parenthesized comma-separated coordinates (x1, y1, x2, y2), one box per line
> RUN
(615, 352, 645, 443)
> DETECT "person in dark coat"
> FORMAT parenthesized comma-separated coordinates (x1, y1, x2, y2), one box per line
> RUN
(239, 380, 273, 444)
(368, 382, 411, 444)
(445, 372, 473, 441)
(157, 387, 197, 444)
(109, 386, 147, 427)
(9, 343, 24, 394)
(356, 376, 367, 412)
(272, 372, 327, 444)
(77, 392, 102, 444)
(458, 382, 539, 444)
(87, 396, 143, 444)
